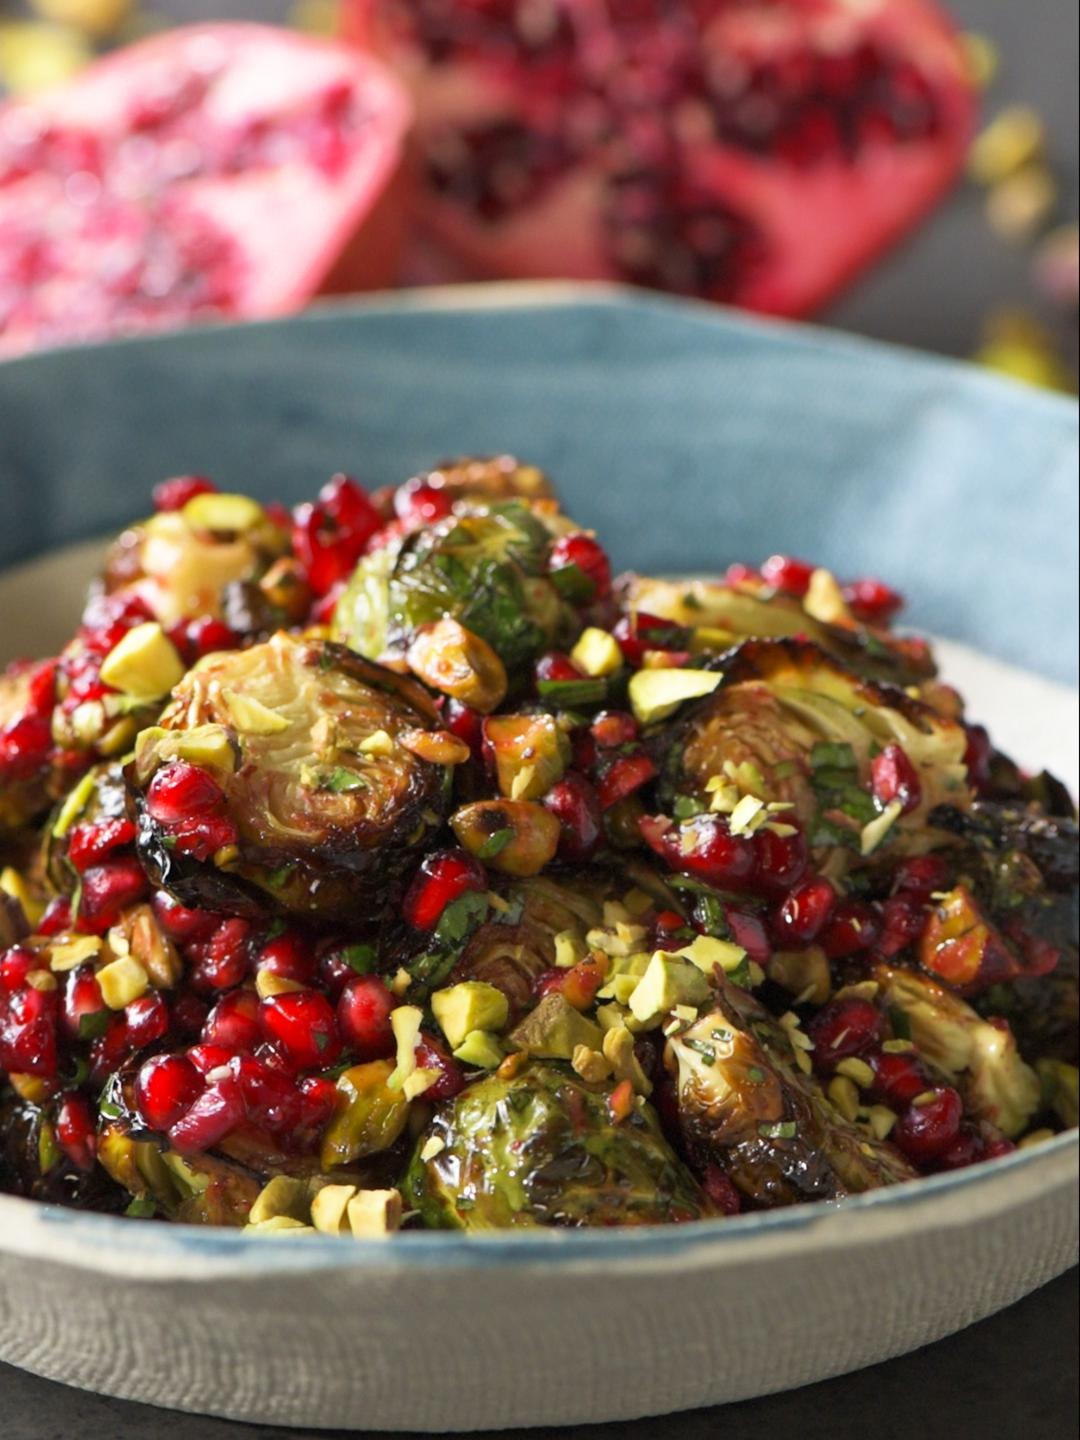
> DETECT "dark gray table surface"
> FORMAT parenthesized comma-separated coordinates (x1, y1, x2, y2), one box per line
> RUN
(1, 1, 1077, 1436)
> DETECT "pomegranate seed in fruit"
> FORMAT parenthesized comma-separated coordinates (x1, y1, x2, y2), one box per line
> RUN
(193, 918, 252, 991)
(256, 932, 317, 986)
(403, 849, 486, 931)
(0, 713, 52, 779)
(892, 1086, 963, 1163)
(187, 1043, 233, 1075)
(876, 895, 926, 958)
(543, 772, 602, 862)
(62, 967, 107, 1039)
(230, 1054, 302, 1134)
(820, 900, 881, 959)
(843, 577, 903, 625)
(772, 878, 836, 945)
(153, 475, 216, 512)
(547, 532, 612, 600)
(135, 1053, 203, 1130)
(760, 555, 814, 597)
(752, 825, 808, 894)
(168, 1074, 245, 1154)
(125, 991, 169, 1050)
(871, 744, 922, 814)
(703, 1164, 742, 1216)
(892, 855, 950, 898)
(596, 752, 656, 811)
(259, 991, 341, 1069)
(56, 1093, 98, 1171)
(76, 857, 149, 934)
(726, 909, 771, 964)
(870, 1050, 931, 1108)
(146, 761, 226, 825)
(571, 728, 597, 772)
(337, 974, 395, 1059)
(0, 985, 58, 1076)
(393, 477, 454, 528)
(152, 891, 217, 942)
(591, 710, 638, 749)
(37, 896, 73, 936)
(806, 997, 884, 1073)
(534, 650, 583, 685)
(66, 817, 137, 873)
(1, 946, 38, 992)
(202, 989, 261, 1053)
(415, 1035, 465, 1100)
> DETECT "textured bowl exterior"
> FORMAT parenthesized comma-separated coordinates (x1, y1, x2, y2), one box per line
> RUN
(0, 285, 1077, 1428)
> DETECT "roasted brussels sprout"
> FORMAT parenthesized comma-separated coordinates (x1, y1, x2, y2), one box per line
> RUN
(44, 761, 129, 894)
(669, 975, 916, 1207)
(406, 1060, 711, 1229)
(128, 633, 452, 923)
(334, 501, 579, 677)
(0, 1095, 127, 1212)
(382, 455, 557, 512)
(875, 963, 1042, 1137)
(623, 575, 936, 685)
(102, 491, 289, 629)
(664, 639, 970, 863)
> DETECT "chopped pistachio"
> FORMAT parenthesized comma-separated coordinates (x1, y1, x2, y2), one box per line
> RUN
(432, 981, 509, 1050)
(96, 955, 149, 1009)
(310, 1183, 357, 1235)
(346, 1187, 403, 1238)
(100, 622, 185, 699)
(627, 951, 711, 1028)
(358, 729, 395, 757)
(571, 1044, 613, 1085)
(828, 1075, 860, 1122)
(182, 491, 265, 534)
(627, 666, 721, 725)
(554, 929, 588, 969)
(248, 1175, 312, 1227)
(47, 935, 103, 973)
(389, 1005, 423, 1087)
(803, 568, 852, 625)
(674, 933, 748, 977)
(601, 1024, 652, 1095)
(570, 627, 623, 678)
(866, 1105, 898, 1140)
(835, 1057, 876, 1089)
(452, 1030, 505, 1069)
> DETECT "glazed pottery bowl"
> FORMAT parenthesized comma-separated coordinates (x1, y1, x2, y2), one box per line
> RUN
(0, 284, 1076, 1430)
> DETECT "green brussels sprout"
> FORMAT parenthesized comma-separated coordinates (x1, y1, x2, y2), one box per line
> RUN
(334, 502, 578, 678)
(623, 575, 936, 685)
(406, 1060, 711, 1229)
(876, 963, 1042, 1137)
(669, 975, 916, 1208)
(128, 632, 451, 923)
(663, 639, 971, 863)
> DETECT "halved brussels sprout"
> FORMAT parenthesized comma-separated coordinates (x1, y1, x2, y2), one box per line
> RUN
(623, 575, 935, 685)
(390, 456, 557, 509)
(334, 502, 579, 677)
(128, 633, 451, 923)
(102, 493, 289, 629)
(405, 1060, 711, 1229)
(875, 963, 1042, 1138)
(669, 975, 916, 1207)
(664, 639, 970, 862)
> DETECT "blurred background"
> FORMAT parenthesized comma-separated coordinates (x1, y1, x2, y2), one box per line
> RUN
(1, 0, 1076, 385)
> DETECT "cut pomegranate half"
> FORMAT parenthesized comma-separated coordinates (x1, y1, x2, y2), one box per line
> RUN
(347, 0, 974, 316)
(0, 23, 412, 357)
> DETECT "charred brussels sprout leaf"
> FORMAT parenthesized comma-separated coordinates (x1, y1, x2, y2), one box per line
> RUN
(406, 1060, 711, 1229)
(335, 503, 577, 679)
(128, 633, 450, 923)
(45, 761, 129, 893)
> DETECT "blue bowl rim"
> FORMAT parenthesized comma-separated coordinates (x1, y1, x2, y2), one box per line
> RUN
(1, 281, 1075, 1272)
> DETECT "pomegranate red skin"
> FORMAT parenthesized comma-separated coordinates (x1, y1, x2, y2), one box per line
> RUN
(0, 24, 413, 359)
(351, 0, 976, 318)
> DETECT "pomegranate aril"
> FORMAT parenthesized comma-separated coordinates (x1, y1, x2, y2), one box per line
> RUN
(962, 723, 993, 790)
(871, 744, 922, 814)
(297, 1074, 337, 1134)
(726, 909, 771, 965)
(892, 855, 950, 898)
(1, 946, 38, 992)
(772, 877, 836, 945)
(843, 576, 903, 624)
(152, 890, 218, 942)
(135, 1052, 204, 1131)
(543, 772, 603, 863)
(596, 751, 656, 811)
(187, 1043, 234, 1075)
(752, 825, 808, 894)
(820, 900, 881, 959)
(153, 475, 216, 512)
(171, 812, 240, 862)
(443, 698, 484, 755)
(38, 895, 73, 938)
(336, 974, 396, 1060)
(760, 555, 815, 597)
(870, 1049, 931, 1108)
(642, 812, 756, 888)
(0, 713, 52, 778)
(612, 612, 679, 668)
(392, 476, 454, 529)
(547, 532, 612, 601)
(807, 997, 884, 1073)
(259, 990, 341, 1069)
(202, 989, 261, 1053)
(534, 650, 584, 686)
(146, 761, 226, 825)
(591, 710, 638, 749)
(76, 857, 150, 934)
(256, 932, 317, 987)
(0, 985, 59, 1077)
(193, 918, 252, 991)
(56, 1092, 98, 1171)
(66, 817, 137, 873)
(88, 1014, 132, 1086)
(892, 1086, 963, 1164)
(171, 990, 209, 1037)
(403, 849, 486, 931)
(62, 967, 108, 1039)
(230, 1054, 302, 1134)
(125, 991, 170, 1050)
(168, 1074, 245, 1154)
(181, 616, 238, 661)
(320, 474, 380, 542)
(876, 894, 926, 958)
(415, 1035, 465, 1100)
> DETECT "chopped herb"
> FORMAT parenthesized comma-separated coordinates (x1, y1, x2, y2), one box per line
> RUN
(78, 1010, 111, 1041)
(125, 1196, 158, 1219)
(548, 562, 596, 603)
(693, 893, 730, 939)
(684, 1038, 717, 1064)
(759, 1120, 797, 1139)
(315, 1030, 332, 1053)
(267, 864, 295, 890)
(747, 1066, 766, 1084)
(98, 1099, 122, 1120)
(477, 828, 515, 860)
(264, 918, 288, 941)
(673, 794, 708, 820)
(341, 944, 378, 975)
(681, 592, 704, 611)
(772, 760, 798, 781)
(536, 677, 608, 708)
(435, 889, 490, 945)
(322, 767, 369, 793)
(810, 741, 857, 772)
(888, 1006, 913, 1041)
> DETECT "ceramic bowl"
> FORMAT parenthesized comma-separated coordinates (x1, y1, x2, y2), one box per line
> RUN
(0, 284, 1076, 1431)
